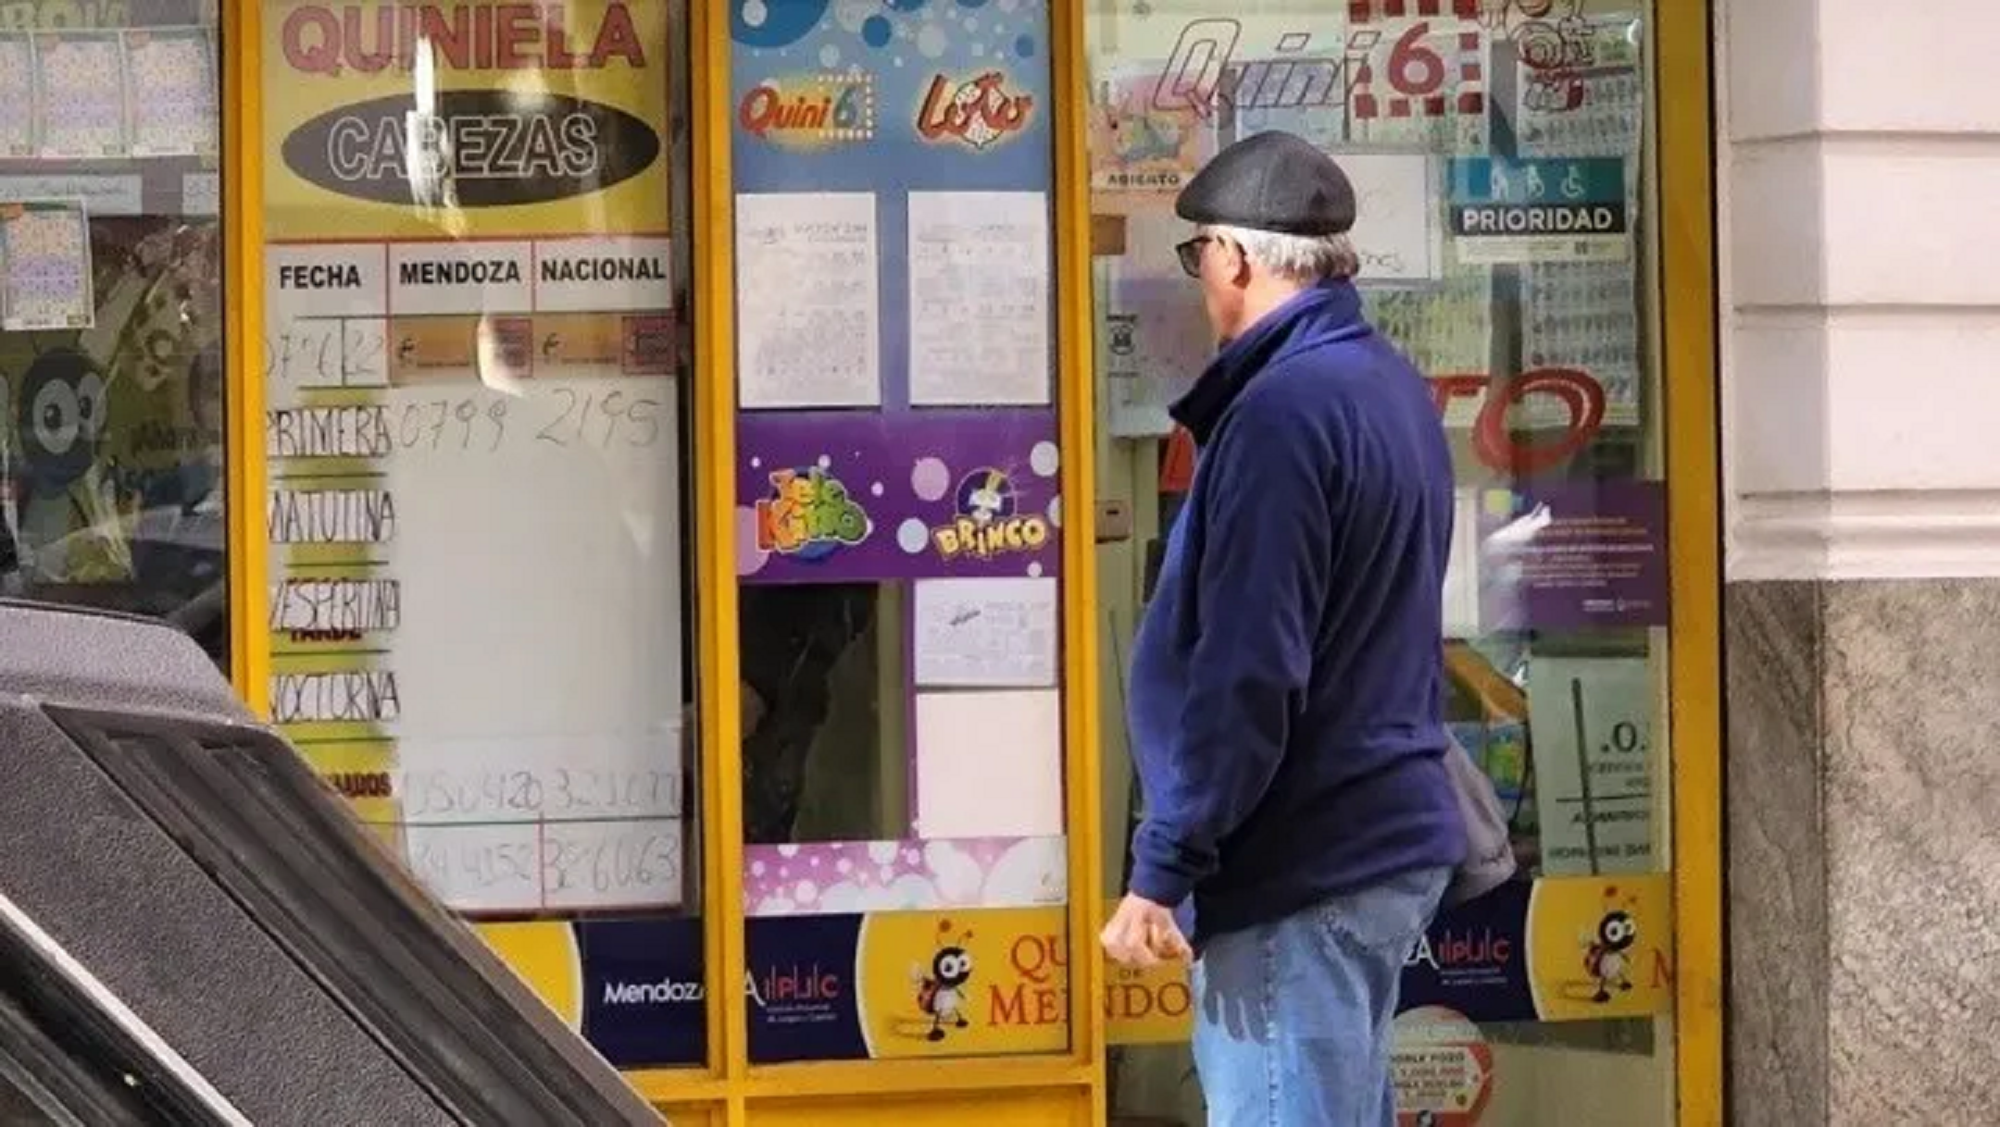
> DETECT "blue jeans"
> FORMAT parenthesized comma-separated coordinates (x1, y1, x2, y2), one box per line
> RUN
(1191, 866, 1450, 1126)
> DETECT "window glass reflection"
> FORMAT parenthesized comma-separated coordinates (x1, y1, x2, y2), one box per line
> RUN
(1088, 2, 1675, 1123)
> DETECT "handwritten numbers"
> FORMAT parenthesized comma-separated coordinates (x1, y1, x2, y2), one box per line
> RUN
(535, 387, 666, 448)
(485, 398, 508, 452)
(342, 319, 388, 386)
(536, 389, 575, 445)
(265, 316, 391, 389)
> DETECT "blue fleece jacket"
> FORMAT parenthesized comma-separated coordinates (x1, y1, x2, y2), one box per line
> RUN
(1126, 278, 1466, 945)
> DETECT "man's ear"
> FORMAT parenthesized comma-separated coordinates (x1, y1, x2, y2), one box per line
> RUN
(1224, 238, 1254, 287)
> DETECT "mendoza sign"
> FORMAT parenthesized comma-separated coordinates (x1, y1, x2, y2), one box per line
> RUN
(1447, 157, 1627, 264)
(263, 0, 670, 240)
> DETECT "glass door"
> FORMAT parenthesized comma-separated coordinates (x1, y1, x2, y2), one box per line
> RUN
(0, 0, 227, 662)
(256, 0, 707, 1076)
(1084, 2, 1680, 1122)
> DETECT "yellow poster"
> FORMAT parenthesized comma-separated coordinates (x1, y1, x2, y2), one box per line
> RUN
(262, 0, 671, 240)
(1103, 938, 1197, 1046)
(855, 907, 1070, 1058)
(1524, 873, 1673, 1021)
(1098, 873, 1676, 1047)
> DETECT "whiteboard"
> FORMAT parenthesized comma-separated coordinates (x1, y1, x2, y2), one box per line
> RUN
(1527, 655, 1655, 877)
(381, 377, 686, 913)
(263, 240, 688, 916)
(1337, 151, 1444, 285)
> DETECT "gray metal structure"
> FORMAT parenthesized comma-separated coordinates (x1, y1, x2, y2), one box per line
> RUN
(0, 599, 664, 1126)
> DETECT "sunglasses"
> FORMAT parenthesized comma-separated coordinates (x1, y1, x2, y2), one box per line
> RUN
(1174, 235, 1217, 278)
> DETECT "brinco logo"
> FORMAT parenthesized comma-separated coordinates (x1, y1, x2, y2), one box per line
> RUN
(755, 467, 871, 560)
(932, 468, 1049, 560)
(916, 70, 1033, 149)
(739, 72, 876, 147)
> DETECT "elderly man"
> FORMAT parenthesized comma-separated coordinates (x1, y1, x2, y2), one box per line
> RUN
(1100, 131, 1467, 1126)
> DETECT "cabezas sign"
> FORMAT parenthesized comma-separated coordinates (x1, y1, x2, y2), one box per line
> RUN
(275, 2, 661, 208)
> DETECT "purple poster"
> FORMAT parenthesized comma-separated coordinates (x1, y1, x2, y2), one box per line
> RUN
(1481, 480, 1667, 630)
(738, 410, 1062, 585)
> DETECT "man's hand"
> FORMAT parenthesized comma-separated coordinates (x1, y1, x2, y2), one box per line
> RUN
(1100, 893, 1193, 967)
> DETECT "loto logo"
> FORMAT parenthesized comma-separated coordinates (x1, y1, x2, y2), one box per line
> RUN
(738, 72, 876, 147)
(916, 70, 1033, 149)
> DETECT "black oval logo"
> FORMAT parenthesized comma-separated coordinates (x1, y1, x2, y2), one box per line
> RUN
(283, 89, 662, 208)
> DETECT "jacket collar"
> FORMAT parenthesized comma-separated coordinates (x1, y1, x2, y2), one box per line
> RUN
(1169, 278, 1370, 445)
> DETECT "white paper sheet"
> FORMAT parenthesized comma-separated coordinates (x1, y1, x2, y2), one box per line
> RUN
(1101, 209, 1212, 438)
(913, 577, 1059, 688)
(1, 199, 94, 332)
(914, 689, 1064, 839)
(907, 190, 1051, 406)
(735, 191, 881, 408)
(1441, 487, 1481, 640)
(1338, 152, 1444, 284)
(1527, 655, 1654, 877)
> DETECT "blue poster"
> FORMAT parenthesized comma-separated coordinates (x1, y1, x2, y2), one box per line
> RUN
(578, 917, 708, 1068)
(730, 0, 1055, 410)
(1398, 879, 1537, 1024)
(1445, 156, 1628, 264)
(746, 913, 868, 1063)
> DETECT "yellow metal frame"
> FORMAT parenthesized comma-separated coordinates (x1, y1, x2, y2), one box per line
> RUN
(216, 0, 1722, 1123)
(1658, 0, 1724, 1123)
(641, 0, 1109, 1119)
(223, 0, 270, 712)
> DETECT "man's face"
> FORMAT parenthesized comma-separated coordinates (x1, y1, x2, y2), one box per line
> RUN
(1177, 230, 1245, 341)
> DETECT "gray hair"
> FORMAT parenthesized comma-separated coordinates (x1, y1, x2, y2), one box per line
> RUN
(1205, 224, 1360, 283)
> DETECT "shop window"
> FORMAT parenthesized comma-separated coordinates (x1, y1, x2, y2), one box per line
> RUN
(729, 1, 1072, 1065)
(259, 0, 704, 1070)
(1085, 1, 1676, 1123)
(0, 7, 227, 664)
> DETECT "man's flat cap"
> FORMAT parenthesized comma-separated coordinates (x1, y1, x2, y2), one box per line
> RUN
(1174, 130, 1356, 237)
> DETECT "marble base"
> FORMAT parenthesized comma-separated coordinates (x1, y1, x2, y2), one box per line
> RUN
(1726, 578, 2000, 1124)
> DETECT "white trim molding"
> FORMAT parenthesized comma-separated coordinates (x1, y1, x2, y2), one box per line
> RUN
(1729, 490, 2000, 582)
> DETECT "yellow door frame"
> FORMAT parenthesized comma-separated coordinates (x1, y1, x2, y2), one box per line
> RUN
(223, 0, 268, 712)
(1658, 0, 1724, 1123)
(216, 0, 1721, 1123)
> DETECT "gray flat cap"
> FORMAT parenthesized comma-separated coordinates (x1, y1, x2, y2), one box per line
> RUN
(1174, 130, 1357, 236)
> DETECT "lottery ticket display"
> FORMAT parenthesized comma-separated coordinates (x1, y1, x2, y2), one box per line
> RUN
(33, 31, 130, 159)
(127, 29, 219, 157)
(0, 7, 224, 654)
(0, 200, 93, 332)
(0, 35, 33, 158)
(1, 27, 218, 161)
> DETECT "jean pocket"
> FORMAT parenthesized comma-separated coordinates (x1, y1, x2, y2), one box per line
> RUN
(1316, 868, 1448, 957)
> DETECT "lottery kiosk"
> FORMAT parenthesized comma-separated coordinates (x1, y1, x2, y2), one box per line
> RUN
(0, 0, 1722, 1123)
